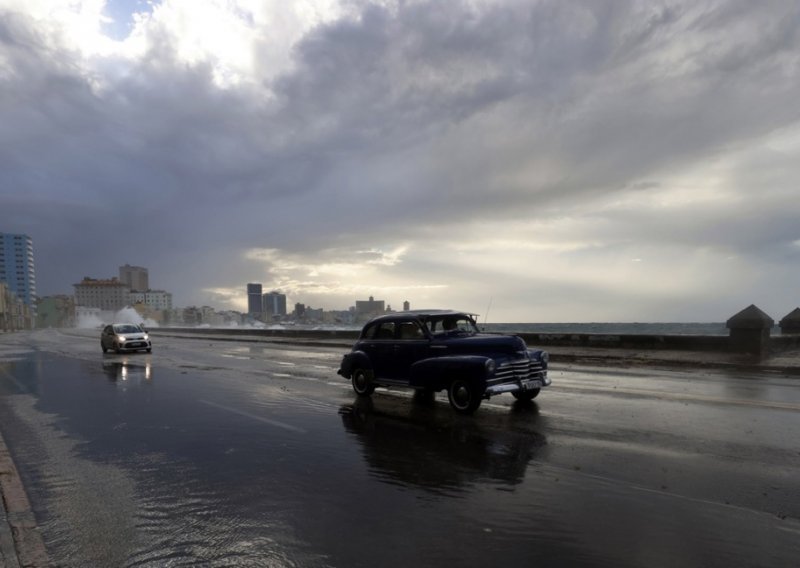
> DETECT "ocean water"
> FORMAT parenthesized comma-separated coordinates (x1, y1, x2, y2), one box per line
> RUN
(481, 322, 735, 336)
(302, 322, 737, 335)
(246, 321, 785, 336)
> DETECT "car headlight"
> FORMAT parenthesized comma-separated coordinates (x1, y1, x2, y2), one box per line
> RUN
(143, 333, 149, 340)
(117, 335, 127, 342)
(485, 359, 496, 374)
(541, 351, 549, 365)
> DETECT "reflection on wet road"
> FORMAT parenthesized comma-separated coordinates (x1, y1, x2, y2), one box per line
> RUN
(340, 397, 547, 492)
(0, 337, 799, 567)
(102, 359, 153, 382)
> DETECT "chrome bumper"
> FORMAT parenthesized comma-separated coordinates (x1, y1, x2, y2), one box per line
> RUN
(484, 373, 550, 396)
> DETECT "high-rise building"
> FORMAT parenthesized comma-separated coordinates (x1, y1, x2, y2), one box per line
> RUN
(247, 283, 263, 316)
(119, 264, 149, 291)
(262, 291, 287, 319)
(0, 233, 37, 312)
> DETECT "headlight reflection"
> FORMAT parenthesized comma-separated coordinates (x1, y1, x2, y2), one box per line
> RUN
(102, 361, 154, 382)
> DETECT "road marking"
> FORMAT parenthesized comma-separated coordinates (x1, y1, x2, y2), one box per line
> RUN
(198, 399, 307, 433)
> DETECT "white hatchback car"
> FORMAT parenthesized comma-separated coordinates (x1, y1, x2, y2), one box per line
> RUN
(101, 323, 152, 354)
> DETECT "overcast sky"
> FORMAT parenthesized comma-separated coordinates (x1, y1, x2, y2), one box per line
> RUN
(1, 0, 799, 322)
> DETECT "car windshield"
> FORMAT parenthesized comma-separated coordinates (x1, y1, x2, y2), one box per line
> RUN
(426, 315, 478, 336)
(114, 324, 142, 334)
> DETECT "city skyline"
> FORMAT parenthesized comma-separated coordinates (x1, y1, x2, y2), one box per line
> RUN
(2, 1, 800, 322)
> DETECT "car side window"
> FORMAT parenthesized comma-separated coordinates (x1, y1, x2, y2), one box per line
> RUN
(398, 322, 424, 340)
(362, 321, 400, 340)
(374, 322, 395, 340)
(364, 321, 394, 339)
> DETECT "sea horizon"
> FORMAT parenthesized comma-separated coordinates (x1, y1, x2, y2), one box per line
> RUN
(254, 321, 746, 336)
(141, 320, 789, 337)
(481, 322, 733, 336)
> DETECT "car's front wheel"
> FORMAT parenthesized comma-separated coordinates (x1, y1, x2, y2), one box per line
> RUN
(352, 368, 375, 396)
(447, 379, 482, 414)
(512, 388, 540, 402)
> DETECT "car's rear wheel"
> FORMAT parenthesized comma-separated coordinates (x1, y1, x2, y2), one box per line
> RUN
(448, 379, 482, 414)
(352, 368, 375, 396)
(512, 388, 540, 402)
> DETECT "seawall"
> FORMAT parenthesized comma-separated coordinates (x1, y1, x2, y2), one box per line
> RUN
(152, 327, 799, 353)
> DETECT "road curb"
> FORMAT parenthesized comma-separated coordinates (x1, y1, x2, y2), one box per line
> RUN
(0, 432, 50, 568)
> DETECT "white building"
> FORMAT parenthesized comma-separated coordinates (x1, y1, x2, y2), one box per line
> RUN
(129, 290, 173, 311)
(73, 277, 130, 311)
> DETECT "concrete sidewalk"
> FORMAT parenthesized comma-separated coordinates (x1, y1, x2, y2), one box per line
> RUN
(0, 432, 49, 568)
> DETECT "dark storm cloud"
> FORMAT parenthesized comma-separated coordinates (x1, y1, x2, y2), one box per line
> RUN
(1, 0, 799, 315)
(264, 0, 800, 226)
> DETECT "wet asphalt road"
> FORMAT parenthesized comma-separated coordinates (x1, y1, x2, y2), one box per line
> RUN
(0, 329, 799, 567)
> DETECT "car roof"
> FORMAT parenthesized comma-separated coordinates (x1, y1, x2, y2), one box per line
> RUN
(365, 310, 478, 324)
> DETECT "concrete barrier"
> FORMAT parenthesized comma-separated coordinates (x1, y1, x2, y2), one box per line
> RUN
(154, 327, 360, 342)
(514, 332, 729, 351)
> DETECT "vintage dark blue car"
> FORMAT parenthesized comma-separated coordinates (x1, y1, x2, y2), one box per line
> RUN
(337, 310, 550, 414)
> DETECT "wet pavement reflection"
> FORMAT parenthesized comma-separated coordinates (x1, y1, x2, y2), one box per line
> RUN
(340, 397, 547, 493)
(0, 350, 798, 567)
(102, 360, 153, 382)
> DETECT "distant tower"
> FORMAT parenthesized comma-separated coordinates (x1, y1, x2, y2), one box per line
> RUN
(119, 264, 149, 291)
(403, 301, 410, 311)
(0, 233, 37, 311)
(263, 290, 287, 319)
(247, 283, 263, 317)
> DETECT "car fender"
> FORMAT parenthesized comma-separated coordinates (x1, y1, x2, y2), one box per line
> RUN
(409, 355, 491, 391)
(338, 351, 372, 378)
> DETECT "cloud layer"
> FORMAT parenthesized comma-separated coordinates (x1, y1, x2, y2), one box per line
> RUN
(2, 0, 799, 321)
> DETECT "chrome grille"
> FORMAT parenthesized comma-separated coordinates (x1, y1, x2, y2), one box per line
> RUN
(490, 357, 545, 384)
